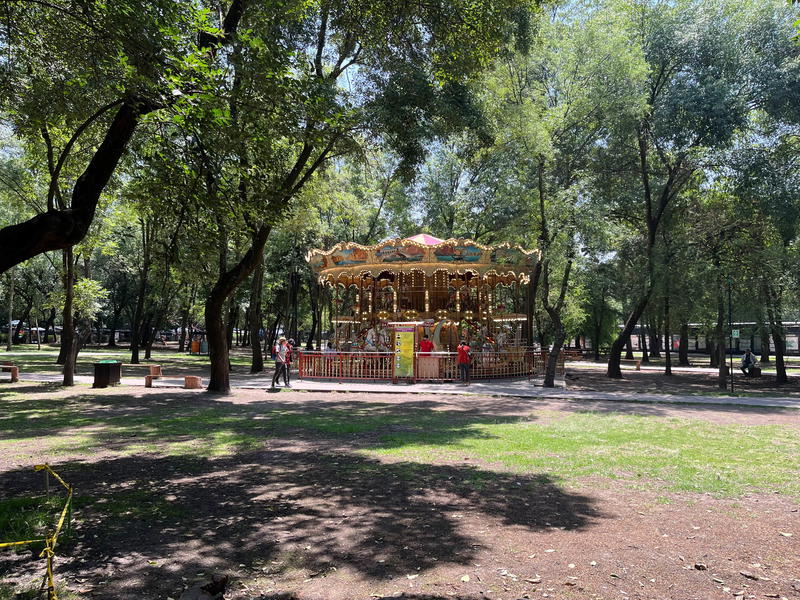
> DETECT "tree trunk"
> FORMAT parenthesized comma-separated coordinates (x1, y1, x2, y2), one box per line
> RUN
(771, 325, 787, 384)
(716, 297, 727, 390)
(764, 286, 788, 384)
(106, 304, 122, 347)
(178, 307, 189, 352)
(226, 298, 237, 348)
(640, 325, 650, 364)
(266, 310, 281, 359)
(593, 323, 602, 361)
(61, 248, 76, 385)
(13, 299, 30, 343)
(306, 276, 319, 351)
(144, 315, 162, 360)
(72, 316, 92, 372)
(664, 295, 672, 376)
(27, 307, 35, 345)
(607, 291, 652, 378)
(139, 312, 152, 358)
(648, 321, 660, 358)
(5, 269, 13, 351)
(678, 322, 689, 366)
(43, 307, 55, 344)
(207, 227, 271, 393)
(34, 308, 41, 350)
(249, 258, 264, 373)
(625, 335, 634, 360)
(758, 320, 771, 364)
(542, 258, 572, 388)
(544, 319, 566, 388)
(130, 225, 150, 364)
(287, 269, 300, 343)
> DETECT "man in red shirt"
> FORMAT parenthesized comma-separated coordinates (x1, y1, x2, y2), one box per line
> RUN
(457, 340, 472, 385)
(419, 334, 434, 355)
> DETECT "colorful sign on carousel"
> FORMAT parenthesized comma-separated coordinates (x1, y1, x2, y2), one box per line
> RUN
(394, 325, 416, 378)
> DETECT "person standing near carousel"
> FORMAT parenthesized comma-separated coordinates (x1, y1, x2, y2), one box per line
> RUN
(271, 337, 290, 389)
(457, 340, 472, 385)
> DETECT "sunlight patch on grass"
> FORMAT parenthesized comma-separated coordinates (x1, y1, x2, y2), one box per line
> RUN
(367, 412, 800, 498)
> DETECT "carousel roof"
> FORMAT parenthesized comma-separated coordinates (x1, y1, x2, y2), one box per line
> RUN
(307, 233, 540, 280)
(404, 233, 444, 245)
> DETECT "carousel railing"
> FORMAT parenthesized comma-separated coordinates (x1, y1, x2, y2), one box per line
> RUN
(414, 348, 559, 382)
(298, 351, 395, 381)
(297, 348, 565, 382)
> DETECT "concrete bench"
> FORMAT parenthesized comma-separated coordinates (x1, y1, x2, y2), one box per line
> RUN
(620, 359, 641, 370)
(145, 374, 203, 389)
(183, 376, 202, 389)
(143, 365, 165, 388)
(0, 363, 19, 383)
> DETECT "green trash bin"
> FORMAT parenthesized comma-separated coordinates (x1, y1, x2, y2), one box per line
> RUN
(93, 360, 122, 388)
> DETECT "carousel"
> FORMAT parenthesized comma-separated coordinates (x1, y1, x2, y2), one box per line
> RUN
(300, 234, 541, 381)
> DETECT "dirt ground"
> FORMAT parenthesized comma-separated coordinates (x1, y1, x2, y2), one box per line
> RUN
(1, 386, 799, 600)
(565, 362, 800, 398)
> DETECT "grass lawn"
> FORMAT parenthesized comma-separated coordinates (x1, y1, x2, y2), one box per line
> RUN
(1, 385, 798, 599)
(1, 387, 798, 498)
(0, 344, 261, 376)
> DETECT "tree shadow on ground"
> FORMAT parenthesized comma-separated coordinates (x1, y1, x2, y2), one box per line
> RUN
(555, 399, 800, 419)
(566, 365, 800, 397)
(255, 595, 491, 600)
(0, 390, 536, 448)
(0, 444, 600, 599)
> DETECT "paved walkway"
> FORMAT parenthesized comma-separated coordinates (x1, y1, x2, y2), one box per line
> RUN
(17, 372, 800, 410)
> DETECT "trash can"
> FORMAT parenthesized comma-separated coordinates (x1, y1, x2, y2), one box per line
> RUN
(200, 340, 208, 354)
(190, 340, 200, 354)
(93, 360, 122, 388)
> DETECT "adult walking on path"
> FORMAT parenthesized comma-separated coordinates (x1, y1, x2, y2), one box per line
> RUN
(271, 337, 290, 389)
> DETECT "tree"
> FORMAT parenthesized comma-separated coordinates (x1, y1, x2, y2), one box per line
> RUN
(601, 0, 799, 378)
(0, 1, 248, 272)
(166, 1, 540, 392)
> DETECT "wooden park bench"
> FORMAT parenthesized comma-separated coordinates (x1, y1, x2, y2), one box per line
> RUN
(0, 361, 19, 383)
(620, 358, 641, 370)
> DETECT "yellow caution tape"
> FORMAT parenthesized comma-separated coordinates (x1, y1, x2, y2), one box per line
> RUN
(41, 536, 58, 600)
(0, 539, 45, 548)
(2, 464, 72, 600)
(34, 464, 70, 491)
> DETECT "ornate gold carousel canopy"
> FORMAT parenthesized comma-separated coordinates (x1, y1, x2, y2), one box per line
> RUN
(308, 233, 539, 280)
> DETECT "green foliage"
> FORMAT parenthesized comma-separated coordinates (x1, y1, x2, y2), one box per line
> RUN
(46, 278, 109, 321)
(0, 494, 64, 546)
